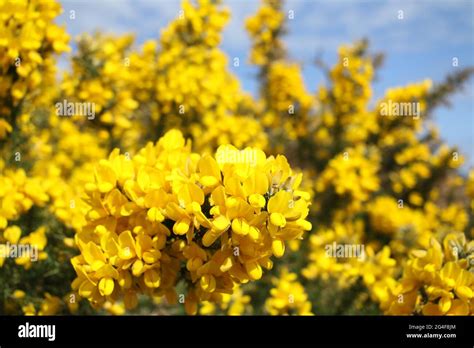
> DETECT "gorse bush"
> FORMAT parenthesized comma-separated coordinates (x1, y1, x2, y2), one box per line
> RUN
(71, 131, 311, 314)
(0, 0, 473, 316)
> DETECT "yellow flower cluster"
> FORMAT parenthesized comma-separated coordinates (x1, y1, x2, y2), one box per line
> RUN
(376, 80, 432, 142)
(368, 196, 469, 254)
(245, 0, 285, 66)
(0, 226, 48, 269)
(157, 0, 234, 118)
(314, 147, 380, 215)
(368, 196, 422, 236)
(161, 0, 229, 49)
(61, 34, 139, 145)
(0, 0, 69, 134)
(191, 112, 268, 153)
(2, 0, 472, 317)
(0, 0, 70, 190)
(30, 119, 105, 232)
(71, 130, 311, 313)
(367, 196, 431, 255)
(326, 44, 373, 113)
(263, 62, 314, 140)
(0, 117, 12, 140)
(267, 62, 313, 114)
(265, 268, 313, 315)
(199, 285, 252, 315)
(315, 42, 375, 150)
(41, 164, 95, 232)
(34, 119, 106, 174)
(155, 0, 267, 152)
(303, 222, 365, 284)
(0, 166, 48, 229)
(16, 292, 62, 316)
(382, 233, 474, 315)
(302, 222, 400, 308)
(390, 145, 462, 196)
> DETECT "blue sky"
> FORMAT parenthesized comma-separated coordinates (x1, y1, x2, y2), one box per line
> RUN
(58, 0, 473, 169)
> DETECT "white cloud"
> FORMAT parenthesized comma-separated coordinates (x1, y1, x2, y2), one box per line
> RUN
(282, 0, 473, 57)
(59, 0, 180, 42)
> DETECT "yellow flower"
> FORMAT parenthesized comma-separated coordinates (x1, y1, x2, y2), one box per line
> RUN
(246, 0, 285, 66)
(3, 226, 22, 244)
(383, 234, 474, 315)
(22, 303, 36, 316)
(71, 129, 311, 313)
(13, 290, 26, 299)
(265, 268, 313, 315)
(0, 119, 12, 139)
(38, 293, 62, 315)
